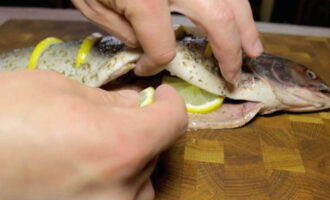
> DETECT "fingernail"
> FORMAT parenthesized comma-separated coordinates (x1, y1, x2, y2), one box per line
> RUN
(155, 84, 173, 97)
(254, 39, 264, 55)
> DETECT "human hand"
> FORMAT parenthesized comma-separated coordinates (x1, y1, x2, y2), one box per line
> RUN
(0, 70, 187, 200)
(72, 0, 263, 83)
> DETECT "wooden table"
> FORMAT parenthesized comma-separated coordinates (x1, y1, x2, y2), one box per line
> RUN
(0, 19, 329, 200)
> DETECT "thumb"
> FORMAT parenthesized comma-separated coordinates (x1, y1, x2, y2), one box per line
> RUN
(137, 84, 188, 154)
(93, 88, 139, 107)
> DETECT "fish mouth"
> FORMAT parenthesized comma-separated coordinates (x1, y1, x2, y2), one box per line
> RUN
(188, 101, 262, 130)
(248, 53, 330, 113)
(280, 89, 330, 112)
(102, 71, 264, 129)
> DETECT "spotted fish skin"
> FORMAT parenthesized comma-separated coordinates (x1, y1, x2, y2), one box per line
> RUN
(0, 27, 329, 129)
(0, 37, 140, 87)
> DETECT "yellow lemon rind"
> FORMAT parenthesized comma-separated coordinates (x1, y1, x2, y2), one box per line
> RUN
(27, 37, 63, 70)
(139, 87, 155, 107)
(186, 97, 224, 114)
(75, 35, 101, 67)
(163, 76, 224, 114)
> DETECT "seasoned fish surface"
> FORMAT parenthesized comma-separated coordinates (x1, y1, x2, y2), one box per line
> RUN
(0, 27, 329, 129)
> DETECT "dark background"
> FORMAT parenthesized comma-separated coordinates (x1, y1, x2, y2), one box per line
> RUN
(0, 0, 329, 27)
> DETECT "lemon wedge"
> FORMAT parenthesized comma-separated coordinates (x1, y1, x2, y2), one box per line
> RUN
(27, 37, 63, 69)
(163, 76, 224, 114)
(204, 42, 213, 58)
(75, 34, 102, 67)
(139, 87, 155, 107)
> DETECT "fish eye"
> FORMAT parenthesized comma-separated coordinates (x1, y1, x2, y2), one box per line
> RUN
(306, 69, 317, 80)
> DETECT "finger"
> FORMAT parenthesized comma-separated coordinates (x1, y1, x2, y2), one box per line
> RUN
(72, 0, 138, 47)
(117, 0, 176, 76)
(171, 0, 243, 83)
(136, 84, 188, 155)
(92, 88, 139, 107)
(226, 0, 263, 57)
(135, 179, 155, 200)
(132, 157, 158, 187)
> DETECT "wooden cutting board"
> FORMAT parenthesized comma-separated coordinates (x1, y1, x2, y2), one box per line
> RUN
(0, 19, 329, 200)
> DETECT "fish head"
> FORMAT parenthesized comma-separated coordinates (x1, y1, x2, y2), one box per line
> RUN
(249, 53, 330, 113)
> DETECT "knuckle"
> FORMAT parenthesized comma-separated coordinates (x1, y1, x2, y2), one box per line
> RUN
(78, 4, 102, 21)
(243, 23, 259, 40)
(150, 50, 176, 66)
(64, 98, 91, 119)
(209, 9, 235, 25)
(86, 10, 101, 20)
(98, 91, 118, 105)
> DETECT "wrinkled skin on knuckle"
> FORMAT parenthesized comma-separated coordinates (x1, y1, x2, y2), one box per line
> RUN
(149, 49, 176, 66)
(123, 0, 162, 20)
(119, 0, 139, 19)
(74, 2, 101, 21)
(97, 90, 120, 105)
(106, 0, 129, 13)
(207, 7, 235, 26)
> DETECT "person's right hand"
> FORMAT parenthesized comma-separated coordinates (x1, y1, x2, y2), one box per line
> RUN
(72, 0, 263, 83)
(0, 70, 187, 200)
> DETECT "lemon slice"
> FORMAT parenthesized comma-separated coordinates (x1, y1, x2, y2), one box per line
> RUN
(163, 76, 224, 114)
(27, 37, 63, 69)
(139, 87, 155, 107)
(75, 34, 102, 67)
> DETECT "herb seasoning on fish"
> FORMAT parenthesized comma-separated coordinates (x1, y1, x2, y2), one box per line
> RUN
(0, 26, 329, 129)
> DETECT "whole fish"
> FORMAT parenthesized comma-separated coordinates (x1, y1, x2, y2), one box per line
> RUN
(0, 26, 329, 129)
